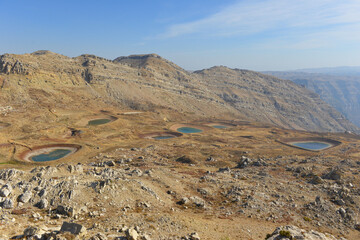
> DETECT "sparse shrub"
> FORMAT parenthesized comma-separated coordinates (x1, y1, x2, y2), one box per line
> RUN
(303, 216, 312, 222)
(176, 156, 194, 164)
(220, 237, 230, 240)
(279, 230, 292, 239)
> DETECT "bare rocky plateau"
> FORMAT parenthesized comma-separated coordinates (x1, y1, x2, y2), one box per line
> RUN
(0, 51, 360, 239)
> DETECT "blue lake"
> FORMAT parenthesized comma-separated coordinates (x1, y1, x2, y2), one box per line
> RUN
(31, 149, 73, 162)
(177, 127, 203, 133)
(291, 141, 332, 150)
(153, 136, 175, 140)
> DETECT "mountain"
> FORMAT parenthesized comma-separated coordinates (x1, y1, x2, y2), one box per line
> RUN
(295, 66, 360, 77)
(264, 71, 360, 127)
(0, 51, 358, 133)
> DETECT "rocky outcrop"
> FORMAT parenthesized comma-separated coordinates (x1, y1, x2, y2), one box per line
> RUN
(266, 225, 346, 240)
(0, 55, 32, 75)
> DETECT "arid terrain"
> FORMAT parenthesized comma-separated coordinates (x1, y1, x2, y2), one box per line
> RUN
(0, 51, 360, 239)
(264, 71, 360, 128)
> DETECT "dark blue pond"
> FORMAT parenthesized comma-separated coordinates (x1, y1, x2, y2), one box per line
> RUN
(212, 125, 228, 129)
(31, 149, 73, 162)
(177, 127, 203, 134)
(291, 142, 331, 150)
(153, 136, 175, 140)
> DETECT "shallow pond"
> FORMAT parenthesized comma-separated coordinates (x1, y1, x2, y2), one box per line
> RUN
(291, 141, 332, 150)
(88, 118, 112, 126)
(177, 127, 203, 133)
(153, 136, 176, 140)
(31, 149, 73, 162)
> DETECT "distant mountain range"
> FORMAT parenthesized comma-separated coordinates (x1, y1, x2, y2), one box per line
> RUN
(0, 51, 357, 133)
(294, 66, 360, 77)
(264, 67, 360, 127)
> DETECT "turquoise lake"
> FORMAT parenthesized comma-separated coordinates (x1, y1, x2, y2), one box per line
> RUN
(177, 127, 203, 133)
(31, 149, 73, 162)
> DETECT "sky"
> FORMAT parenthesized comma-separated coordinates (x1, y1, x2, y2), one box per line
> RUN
(1, 0, 360, 71)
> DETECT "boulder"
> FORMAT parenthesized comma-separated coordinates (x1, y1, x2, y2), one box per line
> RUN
(322, 168, 343, 181)
(266, 225, 345, 240)
(0, 184, 12, 197)
(36, 199, 48, 209)
(23, 226, 38, 236)
(90, 233, 108, 240)
(18, 191, 32, 203)
(310, 175, 324, 185)
(2, 198, 13, 209)
(126, 227, 139, 240)
(190, 232, 200, 240)
(60, 221, 87, 235)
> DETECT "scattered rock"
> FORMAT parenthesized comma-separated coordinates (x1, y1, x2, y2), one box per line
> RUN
(206, 156, 216, 162)
(55, 205, 75, 217)
(0, 184, 12, 197)
(323, 168, 343, 181)
(90, 233, 108, 240)
(36, 199, 48, 209)
(126, 227, 139, 240)
(266, 225, 346, 240)
(237, 156, 251, 168)
(18, 191, 32, 203)
(60, 221, 87, 235)
(189, 232, 200, 240)
(2, 198, 13, 209)
(23, 226, 38, 236)
(310, 175, 324, 185)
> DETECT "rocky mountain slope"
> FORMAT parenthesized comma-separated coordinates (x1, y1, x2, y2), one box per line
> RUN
(265, 71, 360, 128)
(0, 50, 358, 133)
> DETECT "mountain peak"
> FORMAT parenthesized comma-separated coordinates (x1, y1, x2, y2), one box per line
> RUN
(113, 53, 184, 72)
(31, 50, 56, 55)
(114, 53, 161, 61)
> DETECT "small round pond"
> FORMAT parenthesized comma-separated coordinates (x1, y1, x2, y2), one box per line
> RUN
(21, 144, 81, 162)
(140, 131, 182, 140)
(212, 125, 228, 129)
(280, 137, 341, 151)
(88, 118, 112, 126)
(32, 149, 73, 162)
(153, 136, 176, 140)
(177, 127, 203, 134)
(291, 141, 332, 151)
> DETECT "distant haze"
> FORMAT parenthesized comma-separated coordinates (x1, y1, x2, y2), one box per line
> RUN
(264, 69, 360, 127)
(294, 66, 360, 76)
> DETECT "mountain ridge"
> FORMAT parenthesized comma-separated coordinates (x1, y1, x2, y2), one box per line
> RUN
(0, 50, 358, 133)
(264, 71, 360, 127)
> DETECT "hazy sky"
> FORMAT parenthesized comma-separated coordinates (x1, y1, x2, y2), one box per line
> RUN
(1, 0, 360, 71)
